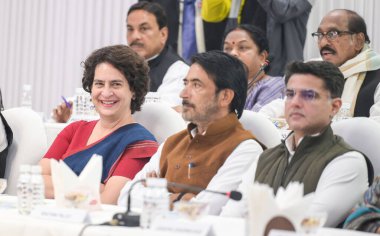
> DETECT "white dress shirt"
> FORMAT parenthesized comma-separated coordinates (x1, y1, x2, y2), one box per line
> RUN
(156, 61, 189, 107)
(118, 138, 263, 215)
(0, 117, 7, 152)
(220, 133, 369, 227)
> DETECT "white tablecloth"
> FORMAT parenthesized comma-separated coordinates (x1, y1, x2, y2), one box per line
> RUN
(0, 195, 374, 236)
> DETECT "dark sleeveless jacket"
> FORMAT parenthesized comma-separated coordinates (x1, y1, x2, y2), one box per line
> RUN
(354, 68, 380, 117)
(147, 45, 184, 92)
(254, 126, 373, 195)
(0, 112, 13, 178)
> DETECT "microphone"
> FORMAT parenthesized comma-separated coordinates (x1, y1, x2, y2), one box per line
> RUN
(106, 178, 242, 227)
(110, 179, 146, 227)
(248, 55, 273, 90)
(167, 181, 242, 201)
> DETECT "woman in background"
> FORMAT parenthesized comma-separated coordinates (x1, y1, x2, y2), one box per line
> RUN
(223, 24, 285, 112)
(40, 45, 158, 204)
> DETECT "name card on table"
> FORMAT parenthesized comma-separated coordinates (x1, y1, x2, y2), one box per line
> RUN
(31, 207, 90, 223)
(151, 217, 214, 236)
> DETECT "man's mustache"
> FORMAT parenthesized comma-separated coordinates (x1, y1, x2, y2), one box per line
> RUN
(130, 41, 144, 47)
(320, 46, 336, 55)
(288, 109, 305, 117)
(182, 100, 195, 108)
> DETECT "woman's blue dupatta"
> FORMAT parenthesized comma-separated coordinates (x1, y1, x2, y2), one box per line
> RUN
(63, 123, 156, 183)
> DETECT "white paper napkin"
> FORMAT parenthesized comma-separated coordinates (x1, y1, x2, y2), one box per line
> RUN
(248, 182, 315, 236)
(51, 154, 102, 210)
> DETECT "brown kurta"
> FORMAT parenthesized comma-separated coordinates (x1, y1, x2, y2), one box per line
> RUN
(160, 113, 262, 194)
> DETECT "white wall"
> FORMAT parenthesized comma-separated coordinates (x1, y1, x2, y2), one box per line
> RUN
(0, 0, 379, 117)
(0, 0, 135, 117)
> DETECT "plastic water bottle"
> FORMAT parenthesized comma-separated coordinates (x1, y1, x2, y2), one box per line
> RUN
(30, 165, 45, 209)
(73, 88, 96, 121)
(17, 165, 32, 215)
(20, 84, 33, 109)
(140, 178, 170, 228)
(74, 88, 85, 119)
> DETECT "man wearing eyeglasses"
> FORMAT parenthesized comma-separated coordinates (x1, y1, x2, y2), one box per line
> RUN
(260, 9, 380, 122)
(221, 61, 373, 227)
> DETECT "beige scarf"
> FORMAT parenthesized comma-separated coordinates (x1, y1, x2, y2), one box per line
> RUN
(339, 44, 380, 116)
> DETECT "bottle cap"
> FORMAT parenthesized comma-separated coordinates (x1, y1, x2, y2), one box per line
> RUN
(23, 84, 32, 91)
(31, 165, 42, 174)
(20, 164, 31, 172)
(75, 87, 86, 94)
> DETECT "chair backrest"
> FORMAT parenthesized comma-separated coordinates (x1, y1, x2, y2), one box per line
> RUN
(44, 122, 68, 147)
(133, 102, 187, 144)
(332, 117, 380, 176)
(239, 110, 282, 148)
(2, 107, 48, 195)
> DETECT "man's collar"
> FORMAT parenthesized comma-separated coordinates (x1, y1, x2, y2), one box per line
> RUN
(186, 113, 239, 138)
(284, 128, 328, 153)
(146, 45, 167, 63)
(146, 53, 159, 62)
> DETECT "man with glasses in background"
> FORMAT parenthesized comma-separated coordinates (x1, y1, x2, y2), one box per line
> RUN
(52, 1, 188, 122)
(221, 61, 373, 227)
(260, 9, 380, 122)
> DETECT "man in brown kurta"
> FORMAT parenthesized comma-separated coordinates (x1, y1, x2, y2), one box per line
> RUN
(118, 51, 265, 214)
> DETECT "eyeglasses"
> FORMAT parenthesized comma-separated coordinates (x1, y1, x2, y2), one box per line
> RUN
(285, 89, 321, 101)
(311, 30, 355, 41)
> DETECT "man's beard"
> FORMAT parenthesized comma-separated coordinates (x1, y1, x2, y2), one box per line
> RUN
(182, 97, 220, 124)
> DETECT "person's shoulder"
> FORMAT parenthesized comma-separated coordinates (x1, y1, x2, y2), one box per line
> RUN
(330, 150, 366, 166)
(171, 60, 189, 68)
(166, 60, 189, 74)
(131, 123, 156, 137)
(261, 75, 285, 88)
(65, 120, 97, 131)
(236, 138, 265, 152)
(162, 128, 188, 144)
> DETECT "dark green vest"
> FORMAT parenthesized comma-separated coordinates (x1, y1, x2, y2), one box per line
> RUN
(255, 126, 359, 195)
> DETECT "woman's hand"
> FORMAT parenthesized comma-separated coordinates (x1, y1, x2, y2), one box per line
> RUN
(52, 101, 73, 123)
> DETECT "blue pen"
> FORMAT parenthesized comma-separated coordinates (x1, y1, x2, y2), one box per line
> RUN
(61, 96, 72, 109)
(188, 162, 195, 179)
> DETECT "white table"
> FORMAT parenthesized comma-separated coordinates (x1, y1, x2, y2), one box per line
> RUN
(0, 195, 374, 236)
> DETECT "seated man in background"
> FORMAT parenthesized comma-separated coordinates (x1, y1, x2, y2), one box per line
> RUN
(53, 1, 188, 122)
(0, 89, 13, 179)
(118, 51, 265, 215)
(40, 45, 159, 204)
(221, 61, 373, 227)
(260, 9, 380, 122)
